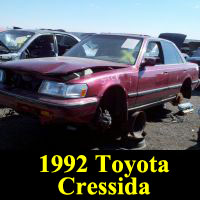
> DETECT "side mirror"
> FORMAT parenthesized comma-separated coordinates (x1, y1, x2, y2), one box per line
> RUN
(141, 57, 158, 68)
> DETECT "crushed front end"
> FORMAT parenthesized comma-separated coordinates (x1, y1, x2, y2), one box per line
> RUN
(0, 69, 99, 125)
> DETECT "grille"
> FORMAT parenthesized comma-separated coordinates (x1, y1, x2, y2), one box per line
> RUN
(5, 71, 42, 92)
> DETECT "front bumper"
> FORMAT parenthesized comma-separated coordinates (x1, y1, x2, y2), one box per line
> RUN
(0, 86, 99, 124)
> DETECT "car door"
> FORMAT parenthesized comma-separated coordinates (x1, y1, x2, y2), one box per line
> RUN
(135, 40, 169, 106)
(160, 40, 186, 97)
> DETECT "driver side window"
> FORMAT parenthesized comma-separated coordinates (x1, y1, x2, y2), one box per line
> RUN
(23, 35, 56, 59)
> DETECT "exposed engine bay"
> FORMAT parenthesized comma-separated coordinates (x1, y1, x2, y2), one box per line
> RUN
(2, 67, 113, 92)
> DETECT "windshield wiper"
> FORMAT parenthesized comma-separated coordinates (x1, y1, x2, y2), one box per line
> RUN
(0, 40, 10, 53)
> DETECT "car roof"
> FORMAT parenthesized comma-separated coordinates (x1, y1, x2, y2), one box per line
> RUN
(2, 30, 177, 44)
(97, 33, 181, 48)
(66, 32, 96, 40)
(3, 29, 94, 41)
(99, 33, 151, 39)
(99, 33, 180, 42)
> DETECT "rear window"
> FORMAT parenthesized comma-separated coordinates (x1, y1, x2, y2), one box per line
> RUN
(161, 41, 184, 64)
(56, 35, 78, 47)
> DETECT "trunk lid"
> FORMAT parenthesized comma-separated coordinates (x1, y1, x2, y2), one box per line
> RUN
(159, 33, 187, 49)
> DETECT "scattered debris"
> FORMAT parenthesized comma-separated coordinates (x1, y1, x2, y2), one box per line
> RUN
(168, 113, 184, 123)
(178, 102, 194, 114)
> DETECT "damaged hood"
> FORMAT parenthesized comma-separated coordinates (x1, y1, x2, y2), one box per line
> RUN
(0, 56, 130, 75)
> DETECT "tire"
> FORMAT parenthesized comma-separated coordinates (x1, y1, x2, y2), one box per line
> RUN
(126, 111, 147, 140)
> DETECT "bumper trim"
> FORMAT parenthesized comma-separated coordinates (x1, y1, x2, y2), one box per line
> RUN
(0, 89, 98, 109)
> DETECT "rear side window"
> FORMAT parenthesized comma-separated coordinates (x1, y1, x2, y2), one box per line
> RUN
(56, 35, 78, 55)
(161, 41, 184, 64)
(56, 35, 78, 47)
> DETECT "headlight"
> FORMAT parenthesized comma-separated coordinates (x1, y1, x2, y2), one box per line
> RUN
(39, 81, 88, 98)
(0, 70, 6, 82)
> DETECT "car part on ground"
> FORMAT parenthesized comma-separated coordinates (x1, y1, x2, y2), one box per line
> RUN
(178, 102, 194, 114)
(178, 102, 193, 111)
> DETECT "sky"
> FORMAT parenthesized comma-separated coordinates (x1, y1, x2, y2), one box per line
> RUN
(0, 0, 200, 39)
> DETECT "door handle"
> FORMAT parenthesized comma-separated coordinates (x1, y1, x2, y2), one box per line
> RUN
(163, 72, 168, 74)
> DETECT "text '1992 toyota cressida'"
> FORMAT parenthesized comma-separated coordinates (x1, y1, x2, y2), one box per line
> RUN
(0, 34, 199, 138)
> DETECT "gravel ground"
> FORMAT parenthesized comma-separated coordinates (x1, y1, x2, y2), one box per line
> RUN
(0, 90, 199, 151)
(145, 90, 200, 150)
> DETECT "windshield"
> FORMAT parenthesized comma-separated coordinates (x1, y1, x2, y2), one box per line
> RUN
(64, 35, 143, 65)
(0, 30, 34, 52)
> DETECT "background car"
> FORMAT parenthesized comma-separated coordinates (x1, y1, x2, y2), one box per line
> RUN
(186, 48, 200, 88)
(0, 29, 94, 62)
(186, 47, 200, 65)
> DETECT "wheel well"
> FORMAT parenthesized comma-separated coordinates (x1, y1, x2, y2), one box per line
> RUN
(181, 78, 192, 99)
(99, 86, 128, 123)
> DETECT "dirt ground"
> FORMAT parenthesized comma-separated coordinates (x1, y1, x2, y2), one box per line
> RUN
(0, 90, 199, 151)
